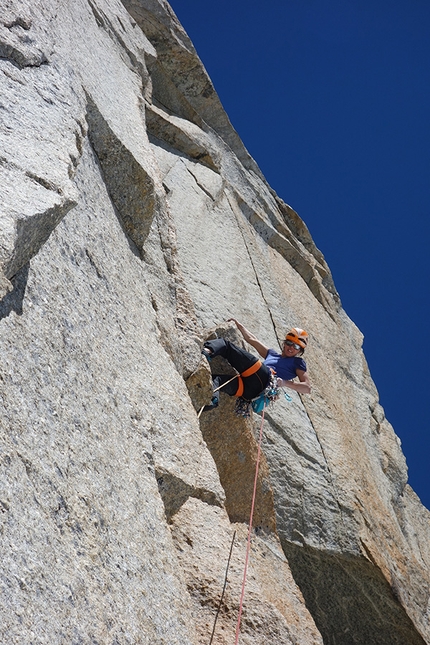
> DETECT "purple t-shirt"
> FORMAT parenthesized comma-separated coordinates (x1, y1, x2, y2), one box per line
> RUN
(264, 349, 307, 381)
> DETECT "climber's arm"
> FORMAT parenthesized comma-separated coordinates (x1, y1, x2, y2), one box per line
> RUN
(277, 369, 311, 394)
(228, 318, 269, 359)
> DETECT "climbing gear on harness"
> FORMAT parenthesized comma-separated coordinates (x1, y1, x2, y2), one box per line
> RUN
(235, 369, 281, 417)
(234, 360, 262, 397)
(198, 367, 293, 418)
(251, 395, 268, 414)
(234, 397, 253, 417)
(285, 327, 308, 350)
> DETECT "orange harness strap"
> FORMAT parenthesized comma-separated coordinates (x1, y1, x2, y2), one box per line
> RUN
(234, 360, 262, 397)
(240, 360, 262, 378)
(235, 378, 244, 398)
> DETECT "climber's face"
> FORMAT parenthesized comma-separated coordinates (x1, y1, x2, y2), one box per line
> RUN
(282, 340, 302, 357)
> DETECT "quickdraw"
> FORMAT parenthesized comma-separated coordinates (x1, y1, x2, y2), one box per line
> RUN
(234, 369, 292, 417)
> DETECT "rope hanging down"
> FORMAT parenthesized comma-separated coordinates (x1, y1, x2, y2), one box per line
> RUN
(197, 371, 287, 640)
(234, 404, 266, 644)
(197, 374, 239, 418)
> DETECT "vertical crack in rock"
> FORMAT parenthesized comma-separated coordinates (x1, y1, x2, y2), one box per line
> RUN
(85, 93, 158, 254)
(261, 404, 360, 558)
(148, 198, 203, 379)
(294, 403, 349, 530)
(282, 541, 428, 645)
(226, 189, 283, 347)
(229, 189, 340, 318)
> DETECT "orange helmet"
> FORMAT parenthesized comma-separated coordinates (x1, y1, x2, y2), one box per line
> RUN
(285, 328, 308, 350)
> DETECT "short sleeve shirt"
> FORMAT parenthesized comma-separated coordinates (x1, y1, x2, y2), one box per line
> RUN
(263, 349, 307, 381)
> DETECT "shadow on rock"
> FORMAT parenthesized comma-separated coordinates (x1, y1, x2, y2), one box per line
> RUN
(0, 263, 29, 320)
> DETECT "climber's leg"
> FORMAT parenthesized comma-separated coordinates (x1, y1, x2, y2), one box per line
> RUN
(203, 339, 257, 373)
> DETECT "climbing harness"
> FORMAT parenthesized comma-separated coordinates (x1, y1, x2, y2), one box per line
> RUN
(198, 367, 293, 418)
(235, 369, 283, 417)
(197, 361, 262, 418)
(234, 360, 263, 398)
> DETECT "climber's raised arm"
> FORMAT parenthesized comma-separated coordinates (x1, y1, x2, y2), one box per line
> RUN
(228, 318, 269, 359)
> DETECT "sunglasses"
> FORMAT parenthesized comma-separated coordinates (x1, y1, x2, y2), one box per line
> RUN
(284, 340, 301, 350)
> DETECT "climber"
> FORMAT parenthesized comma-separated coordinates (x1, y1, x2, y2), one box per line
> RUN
(201, 318, 311, 413)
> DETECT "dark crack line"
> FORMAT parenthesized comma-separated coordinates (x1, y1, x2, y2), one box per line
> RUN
(226, 189, 282, 351)
(227, 188, 350, 544)
(185, 164, 215, 202)
(264, 410, 326, 468)
(303, 407, 349, 539)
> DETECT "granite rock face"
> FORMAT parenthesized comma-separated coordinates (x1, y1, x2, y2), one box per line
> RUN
(1, 1, 429, 643)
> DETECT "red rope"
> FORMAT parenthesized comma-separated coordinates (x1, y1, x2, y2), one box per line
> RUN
(234, 406, 266, 644)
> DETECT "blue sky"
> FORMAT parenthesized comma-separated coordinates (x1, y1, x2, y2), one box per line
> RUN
(169, 1, 430, 509)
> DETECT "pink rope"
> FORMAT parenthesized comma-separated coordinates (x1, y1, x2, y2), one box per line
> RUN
(234, 406, 266, 644)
